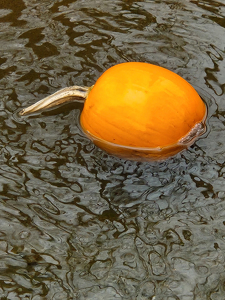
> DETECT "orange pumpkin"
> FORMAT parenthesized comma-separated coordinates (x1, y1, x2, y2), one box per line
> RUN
(20, 62, 207, 161)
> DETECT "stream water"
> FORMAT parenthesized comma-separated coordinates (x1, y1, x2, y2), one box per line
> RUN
(0, 0, 225, 299)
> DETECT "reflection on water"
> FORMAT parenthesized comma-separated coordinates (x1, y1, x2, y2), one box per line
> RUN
(0, 0, 225, 299)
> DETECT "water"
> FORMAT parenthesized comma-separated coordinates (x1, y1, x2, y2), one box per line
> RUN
(0, 0, 225, 299)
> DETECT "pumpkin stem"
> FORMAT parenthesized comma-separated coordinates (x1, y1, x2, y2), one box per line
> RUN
(20, 85, 92, 116)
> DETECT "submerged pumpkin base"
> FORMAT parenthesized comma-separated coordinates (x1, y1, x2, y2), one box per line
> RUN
(80, 118, 207, 162)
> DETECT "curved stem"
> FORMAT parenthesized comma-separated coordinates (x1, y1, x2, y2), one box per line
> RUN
(20, 85, 92, 116)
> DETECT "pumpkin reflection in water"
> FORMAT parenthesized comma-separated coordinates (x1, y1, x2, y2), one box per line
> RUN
(20, 62, 207, 161)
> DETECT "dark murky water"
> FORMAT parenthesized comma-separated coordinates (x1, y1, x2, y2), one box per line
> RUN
(0, 0, 225, 299)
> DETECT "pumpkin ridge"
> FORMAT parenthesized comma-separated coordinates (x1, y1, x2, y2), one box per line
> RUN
(85, 97, 194, 142)
(82, 109, 181, 147)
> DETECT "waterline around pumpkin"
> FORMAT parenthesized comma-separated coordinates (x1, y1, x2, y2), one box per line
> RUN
(80, 110, 207, 162)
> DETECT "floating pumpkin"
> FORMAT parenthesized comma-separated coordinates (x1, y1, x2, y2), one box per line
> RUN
(20, 62, 207, 161)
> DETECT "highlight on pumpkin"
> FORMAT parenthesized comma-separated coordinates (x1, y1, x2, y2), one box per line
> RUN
(20, 62, 207, 161)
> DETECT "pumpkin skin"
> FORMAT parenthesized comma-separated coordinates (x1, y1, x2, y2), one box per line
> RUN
(80, 62, 206, 160)
(20, 62, 207, 161)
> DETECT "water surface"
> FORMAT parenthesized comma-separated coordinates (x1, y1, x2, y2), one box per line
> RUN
(0, 0, 225, 299)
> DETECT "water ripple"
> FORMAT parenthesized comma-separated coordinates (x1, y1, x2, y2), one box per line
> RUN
(0, 0, 225, 299)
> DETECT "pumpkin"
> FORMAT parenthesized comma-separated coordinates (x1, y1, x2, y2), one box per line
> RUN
(20, 62, 207, 161)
